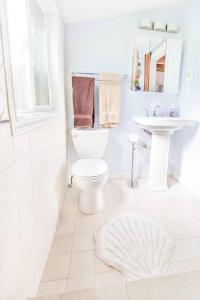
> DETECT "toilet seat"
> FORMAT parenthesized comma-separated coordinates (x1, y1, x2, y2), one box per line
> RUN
(74, 172, 108, 182)
(71, 159, 108, 179)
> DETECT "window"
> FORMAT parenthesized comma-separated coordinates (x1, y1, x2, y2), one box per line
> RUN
(2, 0, 60, 133)
(0, 21, 9, 122)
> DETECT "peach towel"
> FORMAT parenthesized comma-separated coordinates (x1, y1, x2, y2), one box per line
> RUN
(99, 73, 120, 128)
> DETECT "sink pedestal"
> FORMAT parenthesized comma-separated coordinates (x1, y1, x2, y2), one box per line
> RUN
(148, 132, 172, 191)
(132, 115, 195, 192)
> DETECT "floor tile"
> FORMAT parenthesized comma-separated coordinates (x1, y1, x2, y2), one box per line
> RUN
(67, 275, 95, 291)
(61, 288, 95, 300)
(95, 284, 128, 300)
(37, 280, 67, 297)
(190, 259, 200, 270)
(51, 235, 73, 254)
(69, 251, 94, 277)
(176, 210, 200, 222)
(176, 238, 200, 260)
(165, 222, 191, 239)
(95, 271, 124, 287)
(171, 243, 187, 262)
(30, 296, 60, 300)
(94, 256, 114, 273)
(138, 201, 155, 213)
(183, 270, 200, 294)
(37, 178, 200, 299)
(158, 211, 179, 224)
(72, 232, 94, 252)
(74, 218, 94, 233)
(42, 254, 71, 281)
(94, 215, 110, 231)
(56, 216, 75, 235)
(61, 195, 78, 215)
(127, 278, 163, 300)
(155, 273, 199, 300)
(185, 221, 200, 237)
(151, 199, 170, 212)
(170, 261, 194, 274)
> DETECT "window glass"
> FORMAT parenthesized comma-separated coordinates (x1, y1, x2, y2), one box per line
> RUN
(6, 0, 50, 113)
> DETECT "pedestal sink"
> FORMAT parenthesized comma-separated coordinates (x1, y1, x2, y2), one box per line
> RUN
(132, 116, 195, 191)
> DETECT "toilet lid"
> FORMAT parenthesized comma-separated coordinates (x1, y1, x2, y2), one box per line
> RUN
(71, 159, 108, 178)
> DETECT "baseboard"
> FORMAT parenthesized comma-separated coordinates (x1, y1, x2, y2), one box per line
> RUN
(109, 170, 174, 180)
(109, 172, 130, 179)
(172, 171, 178, 180)
(68, 170, 174, 182)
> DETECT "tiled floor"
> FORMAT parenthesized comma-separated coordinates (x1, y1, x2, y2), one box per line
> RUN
(31, 177, 200, 299)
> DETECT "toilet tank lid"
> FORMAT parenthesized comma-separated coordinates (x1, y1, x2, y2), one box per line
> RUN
(71, 128, 109, 136)
(71, 159, 108, 178)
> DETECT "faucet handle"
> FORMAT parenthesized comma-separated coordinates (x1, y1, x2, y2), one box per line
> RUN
(141, 108, 149, 117)
(154, 105, 161, 117)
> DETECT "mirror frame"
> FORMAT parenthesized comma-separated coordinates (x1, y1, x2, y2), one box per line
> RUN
(131, 35, 183, 95)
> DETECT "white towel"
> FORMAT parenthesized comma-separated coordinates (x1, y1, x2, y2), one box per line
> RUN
(99, 73, 120, 128)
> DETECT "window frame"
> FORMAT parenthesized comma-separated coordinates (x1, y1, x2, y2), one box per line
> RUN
(1, 0, 60, 136)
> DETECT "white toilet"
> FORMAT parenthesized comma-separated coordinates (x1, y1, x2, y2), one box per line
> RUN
(71, 128, 109, 214)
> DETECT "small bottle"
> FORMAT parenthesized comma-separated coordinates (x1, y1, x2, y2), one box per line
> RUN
(169, 106, 176, 118)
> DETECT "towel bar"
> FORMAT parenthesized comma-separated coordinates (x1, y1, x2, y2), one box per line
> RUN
(71, 72, 130, 83)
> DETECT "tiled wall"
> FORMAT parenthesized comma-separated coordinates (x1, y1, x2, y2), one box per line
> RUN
(0, 117, 67, 300)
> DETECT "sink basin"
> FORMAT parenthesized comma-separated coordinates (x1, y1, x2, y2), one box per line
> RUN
(132, 116, 195, 191)
(132, 116, 194, 133)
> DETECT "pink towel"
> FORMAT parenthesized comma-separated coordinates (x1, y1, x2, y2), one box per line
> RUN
(72, 76, 95, 128)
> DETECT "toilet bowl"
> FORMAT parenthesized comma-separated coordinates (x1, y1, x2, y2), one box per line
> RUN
(71, 129, 109, 214)
(72, 159, 108, 214)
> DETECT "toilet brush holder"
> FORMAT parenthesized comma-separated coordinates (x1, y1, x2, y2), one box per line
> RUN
(127, 178, 138, 189)
(127, 134, 139, 189)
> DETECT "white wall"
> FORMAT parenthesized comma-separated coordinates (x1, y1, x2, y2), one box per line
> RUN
(173, 0, 200, 196)
(65, 9, 184, 177)
(0, 13, 67, 300)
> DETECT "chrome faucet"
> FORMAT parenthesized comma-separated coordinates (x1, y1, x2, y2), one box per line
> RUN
(153, 105, 161, 117)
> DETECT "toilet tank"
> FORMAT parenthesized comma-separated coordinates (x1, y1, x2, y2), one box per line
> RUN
(71, 129, 109, 158)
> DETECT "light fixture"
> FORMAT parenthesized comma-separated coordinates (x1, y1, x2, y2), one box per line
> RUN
(139, 19, 179, 33)
(153, 20, 167, 32)
(167, 23, 179, 33)
(139, 18, 153, 30)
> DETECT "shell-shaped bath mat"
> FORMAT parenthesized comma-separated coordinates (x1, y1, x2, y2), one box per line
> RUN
(95, 214, 175, 280)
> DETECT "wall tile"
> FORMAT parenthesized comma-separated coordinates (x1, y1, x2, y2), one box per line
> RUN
(0, 124, 14, 172)
(0, 117, 66, 299)
(13, 133, 30, 161)
(15, 155, 34, 232)
(0, 242, 27, 300)
(37, 280, 67, 297)
(0, 167, 20, 266)
(42, 254, 71, 282)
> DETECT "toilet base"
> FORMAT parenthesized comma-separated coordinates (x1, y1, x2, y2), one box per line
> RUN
(79, 190, 103, 214)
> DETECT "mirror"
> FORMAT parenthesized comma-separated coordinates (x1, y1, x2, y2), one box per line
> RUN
(131, 36, 182, 94)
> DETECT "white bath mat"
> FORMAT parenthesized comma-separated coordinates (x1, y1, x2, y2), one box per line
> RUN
(95, 214, 175, 280)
